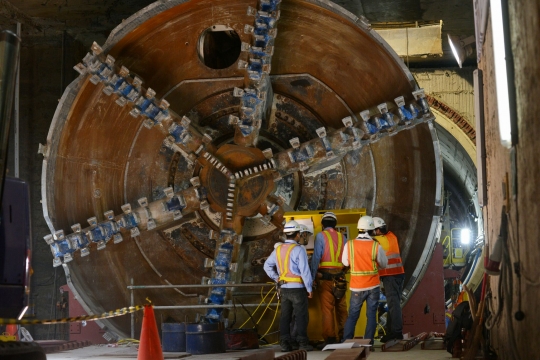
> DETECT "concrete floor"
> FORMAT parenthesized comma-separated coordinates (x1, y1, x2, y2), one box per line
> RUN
(45, 344, 454, 359)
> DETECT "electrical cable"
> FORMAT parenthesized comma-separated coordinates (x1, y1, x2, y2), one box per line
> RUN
(500, 210, 520, 358)
(238, 285, 275, 328)
(259, 298, 280, 338)
(506, 211, 524, 321)
(254, 292, 277, 325)
(117, 338, 140, 344)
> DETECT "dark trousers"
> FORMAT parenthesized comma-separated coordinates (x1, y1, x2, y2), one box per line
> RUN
(381, 274, 405, 334)
(280, 288, 309, 343)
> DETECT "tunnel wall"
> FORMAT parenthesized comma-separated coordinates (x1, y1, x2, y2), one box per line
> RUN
(11, 34, 87, 340)
(480, 1, 540, 358)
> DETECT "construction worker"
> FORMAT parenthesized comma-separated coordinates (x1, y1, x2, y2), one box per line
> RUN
(310, 211, 348, 347)
(264, 220, 314, 352)
(274, 223, 312, 350)
(372, 217, 405, 342)
(298, 224, 313, 246)
(342, 215, 387, 345)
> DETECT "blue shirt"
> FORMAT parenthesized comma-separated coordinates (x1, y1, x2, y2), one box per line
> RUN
(264, 240, 313, 292)
(310, 227, 347, 281)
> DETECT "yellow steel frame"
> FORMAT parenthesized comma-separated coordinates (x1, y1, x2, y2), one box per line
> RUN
(442, 228, 470, 267)
(284, 208, 376, 341)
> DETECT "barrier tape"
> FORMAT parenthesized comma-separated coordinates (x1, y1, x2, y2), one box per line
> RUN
(0, 305, 144, 325)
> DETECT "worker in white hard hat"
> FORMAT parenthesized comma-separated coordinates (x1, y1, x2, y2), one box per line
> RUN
(264, 220, 314, 352)
(341, 215, 387, 345)
(310, 211, 348, 348)
(282, 223, 313, 350)
(274, 224, 312, 249)
(372, 216, 405, 342)
(299, 224, 312, 244)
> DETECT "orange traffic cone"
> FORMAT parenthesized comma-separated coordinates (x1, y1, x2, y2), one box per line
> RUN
(6, 324, 19, 340)
(137, 304, 164, 360)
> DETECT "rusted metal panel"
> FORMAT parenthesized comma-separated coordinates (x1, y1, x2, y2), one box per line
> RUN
(402, 243, 446, 336)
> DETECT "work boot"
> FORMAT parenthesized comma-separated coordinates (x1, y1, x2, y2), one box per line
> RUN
(280, 340, 292, 352)
(380, 332, 403, 343)
(298, 339, 314, 352)
(316, 336, 336, 350)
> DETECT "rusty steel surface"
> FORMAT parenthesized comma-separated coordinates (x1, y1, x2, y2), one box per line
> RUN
(381, 332, 429, 352)
(275, 349, 307, 360)
(41, 0, 441, 338)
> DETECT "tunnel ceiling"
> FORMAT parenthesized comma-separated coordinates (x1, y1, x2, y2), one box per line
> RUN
(1, 0, 474, 67)
(37, 0, 445, 337)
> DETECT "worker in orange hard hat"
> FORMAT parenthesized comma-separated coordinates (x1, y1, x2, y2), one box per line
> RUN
(373, 217, 405, 343)
(310, 211, 348, 349)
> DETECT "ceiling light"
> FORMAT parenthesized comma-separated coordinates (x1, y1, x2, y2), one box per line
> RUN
(490, 0, 513, 148)
(18, 306, 28, 320)
(461, 228, 471, 245)
(447, 34, 475, 68)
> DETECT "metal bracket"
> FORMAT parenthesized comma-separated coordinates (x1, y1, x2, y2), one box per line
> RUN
(137, 197, 149, 207)
(121, 203, 132, 214)
(130, 227, 140, 237)
(104, 210, 115, 220)
(113, 233, 123, 244)
(44, 234, 54, 245)
(87, 217, 98, 228)
(163, 187, 174, 199)
(204, 258, 214, 268)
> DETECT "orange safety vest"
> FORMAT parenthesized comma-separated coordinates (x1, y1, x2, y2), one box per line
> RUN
(276, 243, 302, 283)
(319, 229, 344, 269)
(374, 231, 404, 276)
(349, 239, 380, 289)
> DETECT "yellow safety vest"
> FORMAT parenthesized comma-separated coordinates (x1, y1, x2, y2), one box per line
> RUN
(276, 243, 302, 283)
(319, 230, 344, 269)
(374, 231, 404, 276)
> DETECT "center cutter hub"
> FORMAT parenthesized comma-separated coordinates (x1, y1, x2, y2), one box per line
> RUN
(198, 144, 276, 218)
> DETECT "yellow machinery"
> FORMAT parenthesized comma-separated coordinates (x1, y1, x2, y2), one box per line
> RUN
(285, 208, 376, 341)
(0, 333, 16, 342)
(442, 228, 471, 268)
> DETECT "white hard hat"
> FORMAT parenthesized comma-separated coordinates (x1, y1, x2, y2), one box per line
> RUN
(322, 212, 337, 221)
(299, 224, 313, 235)
(283, 220, 302, 234)
(373, 217, 386, 229)
(357, 216, 375, 231)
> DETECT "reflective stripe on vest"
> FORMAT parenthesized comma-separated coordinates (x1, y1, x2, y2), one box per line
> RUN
(349, 240, 380, 289)
(374, 231, 404, 276)
(276, 243, 302, 283)
(319, 230, 344, 268)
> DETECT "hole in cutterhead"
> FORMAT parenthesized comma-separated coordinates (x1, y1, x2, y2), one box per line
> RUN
(198, 25, 241, 69)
